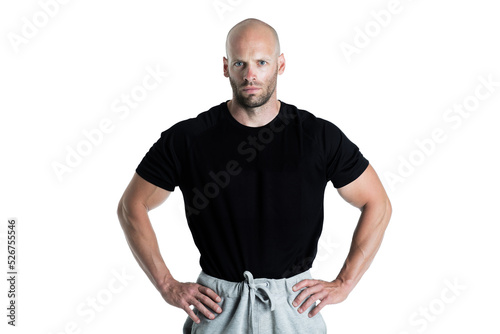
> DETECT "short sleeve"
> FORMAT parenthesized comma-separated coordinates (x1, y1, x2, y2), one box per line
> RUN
(324, 121, 369, 188)
(135, 126, 182, 191)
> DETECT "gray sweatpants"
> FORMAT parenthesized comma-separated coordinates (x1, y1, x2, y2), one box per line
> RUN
(182, 269, 327, 333)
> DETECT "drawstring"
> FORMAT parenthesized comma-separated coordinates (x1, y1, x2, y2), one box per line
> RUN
(243, 271, 276, 334)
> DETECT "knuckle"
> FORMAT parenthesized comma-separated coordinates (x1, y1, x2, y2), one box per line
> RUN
(183, 304, 193, 314)
(198, 285, 212, 297)
(298, 291, 307, 300)
(199, 295, 211, 305)
(199, 307, 213, 319)
(185, 291, 196, 301)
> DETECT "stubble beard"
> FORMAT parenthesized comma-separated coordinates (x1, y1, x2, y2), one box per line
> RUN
(229, 67, 278, 109)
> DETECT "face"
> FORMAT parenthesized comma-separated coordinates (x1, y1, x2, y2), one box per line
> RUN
(228, 60, 278, 109)
(224, 27, 285, 109)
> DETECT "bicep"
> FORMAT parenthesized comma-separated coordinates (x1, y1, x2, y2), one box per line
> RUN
(120, 172, 171, 215)
(337, 164, 389, 210)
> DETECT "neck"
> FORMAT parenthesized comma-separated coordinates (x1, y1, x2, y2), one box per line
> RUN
(227, 95, 280, 128)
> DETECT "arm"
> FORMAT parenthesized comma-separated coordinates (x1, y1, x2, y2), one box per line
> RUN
(291, 164, 392, 317)
(334, 163, 392, 293)
(117, 172, 222, 323)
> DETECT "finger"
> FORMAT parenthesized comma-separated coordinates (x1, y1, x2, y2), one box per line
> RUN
(291, 279, 314, 306)
(292, 279, 313, 292)
(292, 283, 324, 308)
(298, 291, 328, 314)
(191, 298, 216, 320)
(199, 285, 222, 303)
(183, 304, 201, 324)
(196, 292, 223, 314)
(308, 299, 327, 318)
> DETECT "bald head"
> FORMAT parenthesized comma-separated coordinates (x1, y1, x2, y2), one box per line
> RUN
(225, 18, 281, 59)
(223, 19, 285, 110)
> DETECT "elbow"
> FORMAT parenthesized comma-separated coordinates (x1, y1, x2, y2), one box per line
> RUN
(385, 196, 392, 221)
(117, 198, 127, 227)
(117, 196, 134, 229)
(363, 194, 392, 228)
(380, 195, 392, 230)
(117, 195, 148, 231)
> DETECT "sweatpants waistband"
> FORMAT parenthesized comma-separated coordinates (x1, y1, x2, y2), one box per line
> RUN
(196, 269, 313, 299)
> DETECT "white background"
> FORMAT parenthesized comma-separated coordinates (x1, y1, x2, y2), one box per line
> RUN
(1, 0, 499, 333)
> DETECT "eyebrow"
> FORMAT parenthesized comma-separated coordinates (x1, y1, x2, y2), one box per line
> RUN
(232, 57, 273, 62)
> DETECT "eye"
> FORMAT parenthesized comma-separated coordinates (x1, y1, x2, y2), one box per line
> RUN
(234, 62, 243, 67)
(259, 60, 267, 65)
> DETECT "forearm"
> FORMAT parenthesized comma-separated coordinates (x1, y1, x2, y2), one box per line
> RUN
(117, 201, 175, 291)
(335, 198, 392, 293)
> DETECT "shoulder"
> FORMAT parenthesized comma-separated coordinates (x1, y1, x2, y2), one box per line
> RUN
(282, 101, 342, 137)
(160, 101, 227, 137)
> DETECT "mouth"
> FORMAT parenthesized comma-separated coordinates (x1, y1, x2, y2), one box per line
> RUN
(242, 87, 261, 93)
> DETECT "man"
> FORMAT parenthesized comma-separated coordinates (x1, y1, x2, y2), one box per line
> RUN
(117, 18, 392, 333)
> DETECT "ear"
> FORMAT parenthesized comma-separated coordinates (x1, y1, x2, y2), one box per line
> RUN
(278, 53, 286, 75)
(223, 57, 229, 78)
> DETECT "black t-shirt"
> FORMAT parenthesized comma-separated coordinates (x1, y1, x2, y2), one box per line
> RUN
(136, 101, 369, 282)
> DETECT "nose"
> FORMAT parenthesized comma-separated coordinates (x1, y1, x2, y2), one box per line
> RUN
(243, 64, 257, 82)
